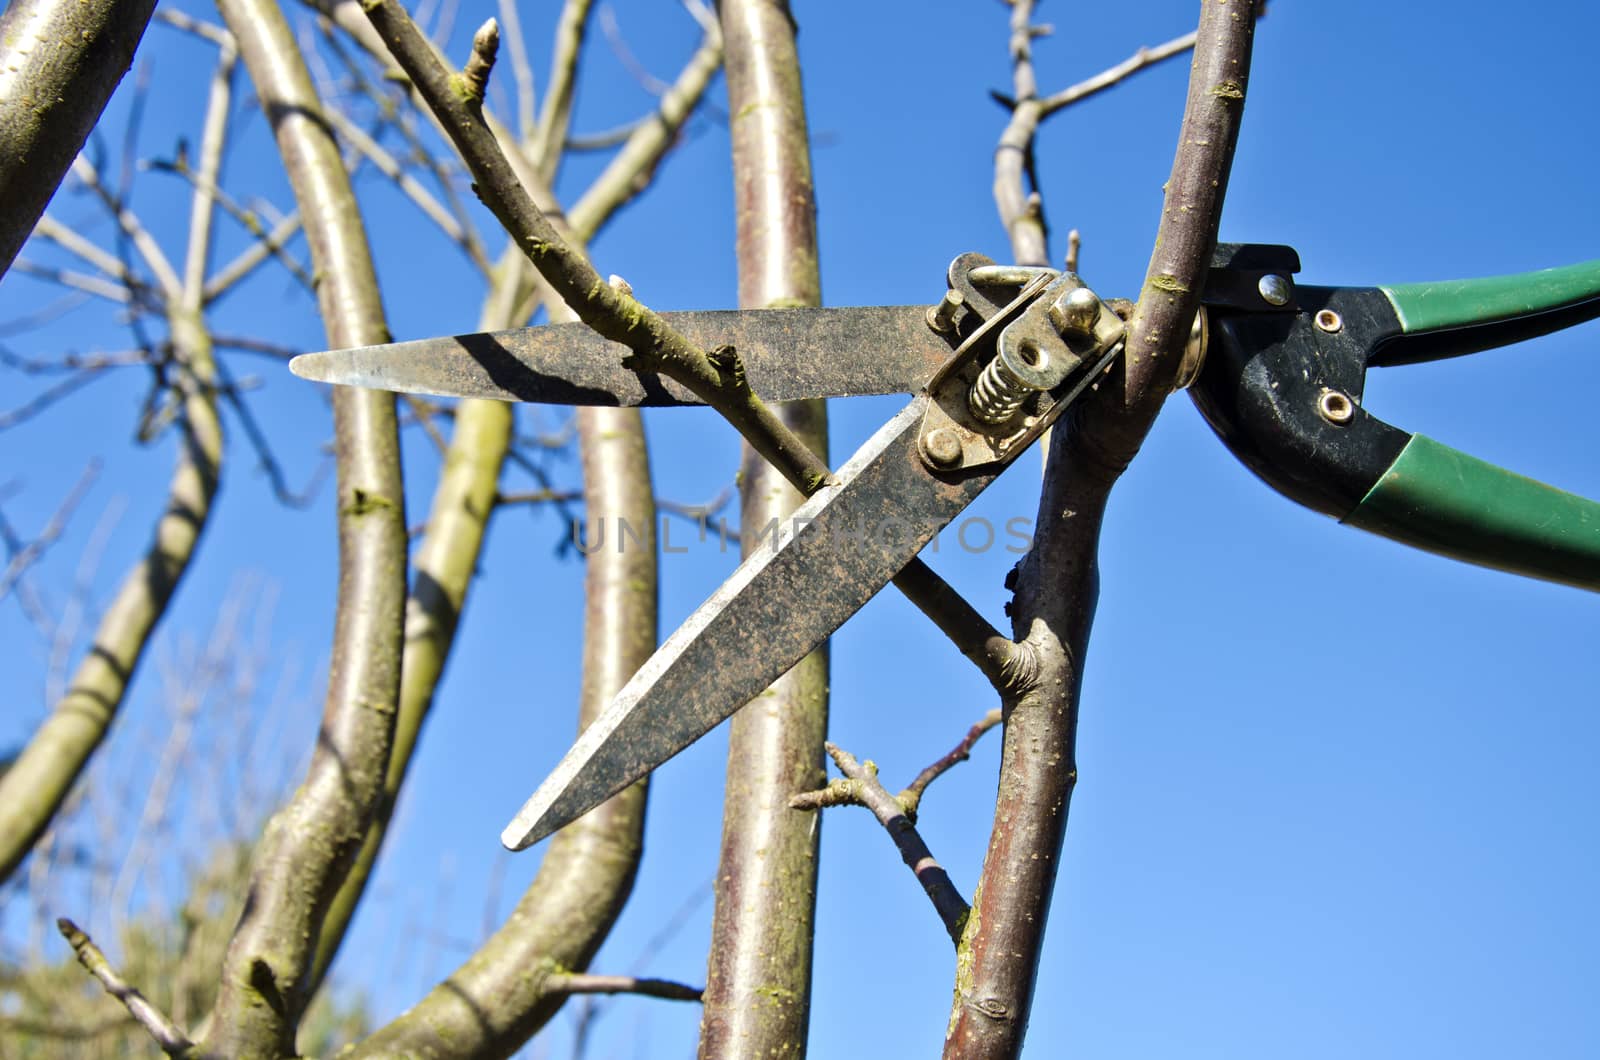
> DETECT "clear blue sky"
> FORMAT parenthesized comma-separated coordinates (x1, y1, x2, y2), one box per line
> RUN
(2, 1, 1597, 1056)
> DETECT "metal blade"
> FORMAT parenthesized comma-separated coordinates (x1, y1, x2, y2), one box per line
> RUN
(289, 305, 950, 406)
(501, 394, 1003, 848)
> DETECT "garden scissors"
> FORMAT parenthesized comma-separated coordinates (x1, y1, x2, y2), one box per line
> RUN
(291, 245, 1600, 847)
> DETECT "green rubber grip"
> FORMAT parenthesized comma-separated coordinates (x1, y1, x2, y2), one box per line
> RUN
(1345, 435, 1600, 592)
(1382, 258, 1600, 334)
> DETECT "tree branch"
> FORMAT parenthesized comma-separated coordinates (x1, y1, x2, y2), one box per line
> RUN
(700, 1, 826, 1052)
(527, 0, 595, 183)
(1039, 30, 1198, 116)
(56, 918, 192, 1056)
(792, 742, 971, 946)
(0, 0, 159, 278)
(201, 0, 406, 1052)
(946, 3, 1259, 1056)
(350, 365, 657, 1060)
(546, 973, 703, 1003)
(898, 707, 1003, 817)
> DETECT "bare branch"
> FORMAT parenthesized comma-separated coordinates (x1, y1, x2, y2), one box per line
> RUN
(0, 461, 99, 603)
(323, 105, 490, 274)
(792, 743, 970, 946)
(528, 0, 596, 181)
(0, 0, 159, 278)
(180, 29, 239, 310)
(9, 258, 136, 306)
(496, 0, 537, 141)
(202, 209, 306, 304)
(568, 23, 723, 241)
(545, 974, 702, 1002)
(898, 707, 1003, 816)
(1040, 30, 1198, 116)
(69, 156, 183, 301)
(56, 918, 193, 1056)
(202, 0, 405, 1052)
(948, 4, 1260, 1055)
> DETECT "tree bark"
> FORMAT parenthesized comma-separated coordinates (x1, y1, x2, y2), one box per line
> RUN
(0, 0, 158, 278)
(201, 0, 406, 1052)
(945, 3, 1258, 1056)
(699, 2, 828, 1055)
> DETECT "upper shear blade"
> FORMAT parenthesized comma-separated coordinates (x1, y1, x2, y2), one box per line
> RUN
(289, 305, 951, 406)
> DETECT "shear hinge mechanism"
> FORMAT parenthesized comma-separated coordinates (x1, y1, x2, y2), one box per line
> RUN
(916, 253, 1126, 474)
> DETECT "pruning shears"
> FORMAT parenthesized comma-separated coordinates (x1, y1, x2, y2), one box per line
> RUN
(290, 246, 1600, 848)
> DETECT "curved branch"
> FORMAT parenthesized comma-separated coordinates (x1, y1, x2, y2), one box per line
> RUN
(201, 0, 405, 1053)
(351, 400, 657, 1059)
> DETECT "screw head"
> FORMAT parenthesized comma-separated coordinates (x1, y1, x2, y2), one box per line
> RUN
(1258, 274, 1292, 306)
(1047, 286, 1101, 336)
(1317, 388, 1355, 425)
(922, 427, 964, 468)
(1315, 309, 1343, 333)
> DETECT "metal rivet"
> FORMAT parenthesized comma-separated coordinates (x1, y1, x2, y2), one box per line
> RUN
(927, 290, 964, 334)
(1258, 274, 1292, 306)
(1315, 309, 1342, 333)
(922, 427, 964, 467)
(1317, 388, 1355, 425)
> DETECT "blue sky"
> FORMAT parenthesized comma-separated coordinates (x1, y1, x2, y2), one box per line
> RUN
(2, 0, 1597, 1056)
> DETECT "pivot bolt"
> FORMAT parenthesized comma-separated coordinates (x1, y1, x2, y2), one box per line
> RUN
(922, 427, 964, 468)
(1258, 274, 1292, 306)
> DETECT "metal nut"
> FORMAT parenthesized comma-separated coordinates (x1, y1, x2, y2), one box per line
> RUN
(922, 427, 964, 468)
(1317, 388, 1355, 425)
(1258, 273, 1292, 306)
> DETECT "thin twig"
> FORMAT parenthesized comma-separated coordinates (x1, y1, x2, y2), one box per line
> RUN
(202, 210, 305, 304)
(0, 462, 100, 603)
(545, 973, 703, 1002)
(898, 708, 1004, 816)
(56, 918, 193, 1055)
(1040, 30, 1198, 116)
(69, 156, 182, 300)
(791, 743, 970, 946)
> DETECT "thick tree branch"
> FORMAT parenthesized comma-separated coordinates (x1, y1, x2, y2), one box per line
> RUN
(700, 3, 827, 1052)
(351, 385, 657, 1060)
(0, 0, 159, 278)
(0, 244, 224, 889)
(946, 4, 1258, 1056)
(202, 0, 406, 1053)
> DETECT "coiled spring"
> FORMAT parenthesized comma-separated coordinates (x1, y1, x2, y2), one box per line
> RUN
(968, 343, 1042, 425)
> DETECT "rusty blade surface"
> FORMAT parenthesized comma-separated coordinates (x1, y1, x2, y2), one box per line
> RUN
(501, 394, 1003, 848)
(289, 305, 950, 406)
